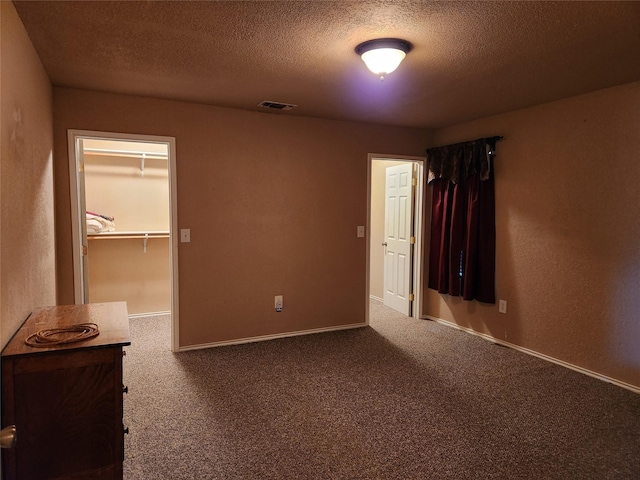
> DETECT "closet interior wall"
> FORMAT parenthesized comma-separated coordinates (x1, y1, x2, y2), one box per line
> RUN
(84, 148, 170, 315)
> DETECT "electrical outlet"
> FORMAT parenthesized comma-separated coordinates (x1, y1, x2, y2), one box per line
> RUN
(275, 295, 283, 312)
(180, 229, 191, 243)
(357, 226, 365, 237)
(499, 300, 507, 314)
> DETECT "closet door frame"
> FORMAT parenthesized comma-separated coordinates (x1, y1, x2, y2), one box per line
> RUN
(68, 130, 180, 351)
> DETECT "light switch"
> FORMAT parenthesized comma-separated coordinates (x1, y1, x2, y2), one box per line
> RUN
(180, 229, 191, 243)
(357, 226, 365, 237)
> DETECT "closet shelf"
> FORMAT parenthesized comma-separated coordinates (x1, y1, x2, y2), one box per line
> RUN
(88, 231, 170, 253)
(88, 231, 169, 240)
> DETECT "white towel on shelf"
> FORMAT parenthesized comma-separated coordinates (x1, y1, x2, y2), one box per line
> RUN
(86, 213, 115, 234)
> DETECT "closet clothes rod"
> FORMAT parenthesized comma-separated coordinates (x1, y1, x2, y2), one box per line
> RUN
(87, 231, 170, 253)
(88, 231, 170, 238)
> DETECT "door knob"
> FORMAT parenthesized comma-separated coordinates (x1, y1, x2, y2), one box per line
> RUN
(381, 242, 388, 247)
(0, 425, 17, 449)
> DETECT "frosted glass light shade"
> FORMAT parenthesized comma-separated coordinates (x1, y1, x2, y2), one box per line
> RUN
(360, 48, 406, 75)
(355, 38, 412, 78)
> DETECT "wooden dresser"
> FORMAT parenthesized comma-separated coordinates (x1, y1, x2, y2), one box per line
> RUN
(1, 302, 130, 480)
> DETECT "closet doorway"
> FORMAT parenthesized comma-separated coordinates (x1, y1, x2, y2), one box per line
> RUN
(68, 130, 179, 351)
(367, 154, 426, 321)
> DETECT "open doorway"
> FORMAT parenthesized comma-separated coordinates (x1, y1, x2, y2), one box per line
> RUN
(367, 154, 426, 322)
(68, 130, 179, 351)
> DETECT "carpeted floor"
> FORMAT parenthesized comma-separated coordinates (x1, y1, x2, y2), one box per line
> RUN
(123, 301, 640, 479)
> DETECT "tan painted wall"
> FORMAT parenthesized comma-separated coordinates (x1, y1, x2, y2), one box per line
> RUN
(0, 2, 56, 349)
(53, 88, 429, 346)
(87, 237, 171, 314)
(84, 154, 170, 232)
(422, 81, 640, 389)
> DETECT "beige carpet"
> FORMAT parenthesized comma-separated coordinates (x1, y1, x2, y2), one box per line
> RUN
(123, 301, 640, 479)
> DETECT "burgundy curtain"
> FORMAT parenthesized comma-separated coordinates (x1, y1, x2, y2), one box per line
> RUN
(427, 138, 498, 304)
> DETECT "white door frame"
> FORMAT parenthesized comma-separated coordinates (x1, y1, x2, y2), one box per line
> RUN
(67, 129, 180, 351)
(366, 154, 426, 323)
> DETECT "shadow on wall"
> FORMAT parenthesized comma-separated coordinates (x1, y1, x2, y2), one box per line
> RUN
(613, 263, 640, 369)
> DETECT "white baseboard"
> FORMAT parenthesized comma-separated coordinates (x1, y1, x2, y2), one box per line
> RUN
(369, 295, 384, 302)
(128, 311, 171, 319)
(424, 315, 640, 395)
(179, 323, 368, 351)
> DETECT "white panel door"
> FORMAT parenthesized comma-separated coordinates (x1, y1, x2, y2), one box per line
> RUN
(383, 163, 414, 315)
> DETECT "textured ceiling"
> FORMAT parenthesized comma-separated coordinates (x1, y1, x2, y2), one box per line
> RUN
(13, 0, 640, 129)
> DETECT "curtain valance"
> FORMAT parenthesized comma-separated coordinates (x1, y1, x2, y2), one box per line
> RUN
(427, 136, 501, 184)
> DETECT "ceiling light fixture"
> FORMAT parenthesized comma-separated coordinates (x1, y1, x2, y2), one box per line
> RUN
(355, 38, 412, 81)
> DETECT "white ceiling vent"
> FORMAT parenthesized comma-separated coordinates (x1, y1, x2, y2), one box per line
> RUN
(258, 101, 297, 111)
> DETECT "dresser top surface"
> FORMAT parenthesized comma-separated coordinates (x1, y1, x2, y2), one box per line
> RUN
(2, 302, 131, 357)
